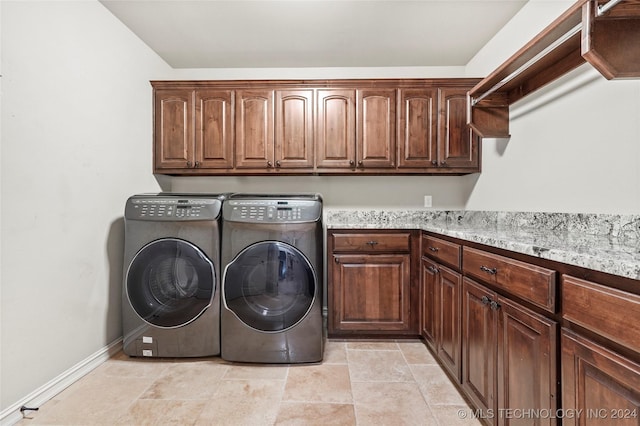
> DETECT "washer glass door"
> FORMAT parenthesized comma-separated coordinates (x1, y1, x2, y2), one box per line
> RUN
(224, 241, 315, 332)
(126, 238, 214, 328)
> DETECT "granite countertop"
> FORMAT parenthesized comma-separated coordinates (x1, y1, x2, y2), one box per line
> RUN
(324, 209, 640, 281)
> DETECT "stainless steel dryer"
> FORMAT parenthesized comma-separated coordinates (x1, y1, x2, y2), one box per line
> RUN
(122, 193, 223, 357)
(221, 194, 323, 363)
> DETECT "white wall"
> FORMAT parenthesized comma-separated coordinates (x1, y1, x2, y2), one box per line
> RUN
(0, 0, 171, 410)
(464, 0, 640, 214)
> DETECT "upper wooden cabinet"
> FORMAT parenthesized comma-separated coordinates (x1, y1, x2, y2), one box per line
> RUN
(235, 89, 314, 170)
(398, 88, 437, 168)
(152, 79, 480, 175)
(154, 89, 233, 171)
(468, 0, 640, 138)
(316, 89, 356, 169)
(438, 88, 480, 170)
(358, 89, 397, 169)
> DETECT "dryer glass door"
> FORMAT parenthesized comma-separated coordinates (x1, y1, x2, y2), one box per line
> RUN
(126, 238, 215, 328)
(224, 241, 315, 332)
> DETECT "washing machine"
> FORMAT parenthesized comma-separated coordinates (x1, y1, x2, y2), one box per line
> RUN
(221, 193, 324, 363)
(122, 193, 224, 357)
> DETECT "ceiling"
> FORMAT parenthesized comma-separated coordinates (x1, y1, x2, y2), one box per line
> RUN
(99, 0, 529, 69)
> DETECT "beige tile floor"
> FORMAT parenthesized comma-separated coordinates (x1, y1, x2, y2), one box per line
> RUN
(18, 340, 481, 425)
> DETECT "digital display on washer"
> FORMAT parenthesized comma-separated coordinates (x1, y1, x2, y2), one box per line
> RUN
(277, 207, 292, 211)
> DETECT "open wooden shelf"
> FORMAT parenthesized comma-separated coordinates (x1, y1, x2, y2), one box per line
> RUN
(468, 0, 640, 138)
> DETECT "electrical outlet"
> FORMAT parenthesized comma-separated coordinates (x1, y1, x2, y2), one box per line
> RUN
(424, 195, 432, 208)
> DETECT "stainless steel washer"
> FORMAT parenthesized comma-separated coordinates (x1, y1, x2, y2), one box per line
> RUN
(221, 194, 324, 363)
(122, 193, 224, 357)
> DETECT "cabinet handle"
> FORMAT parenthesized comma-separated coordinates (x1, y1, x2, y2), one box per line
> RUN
(366, 241, 379, 247)
(358, 160, 363, 167)
(334, 257, 339, 264)
(428, 246, 439, 252)
(481, 295, 491, 305)
(490, 300, 501, 311)
(431, 160, 438, 166)
(428, 265, 439, 274)
(440, 161, 447, 166)
(480, 265, 498, 275)
(267, 161, 273, 168)
(349, 160, 355, 166)
(275, 160, 281, 168)
(194, 161, 201, 168)
(186, 161, 193, 168)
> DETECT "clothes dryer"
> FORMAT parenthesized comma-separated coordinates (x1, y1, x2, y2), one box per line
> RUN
(122, 193, 223, 357)
(221, 194, 323, 363)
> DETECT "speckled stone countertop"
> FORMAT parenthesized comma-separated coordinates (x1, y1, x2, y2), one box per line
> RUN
(324, 209, 640, 280)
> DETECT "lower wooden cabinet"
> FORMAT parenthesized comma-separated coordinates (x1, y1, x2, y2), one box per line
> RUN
(461, 277, 558, 426)
(561, 329, 640, 426)
(328, 230, 418, 336)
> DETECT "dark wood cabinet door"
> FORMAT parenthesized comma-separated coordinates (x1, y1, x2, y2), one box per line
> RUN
(421, 257, 439, 350)
(462, 277, 498, 421)
(275, 90, 313, 169)
(195, 90, 234, 169)
(438, 88, 479, 169)
(235, 90, 274, 169)
(398, 88, 437, 168)
(154, 89, 194, 170)
(330, 253, 411, 333)
(316, 90, 356, 169)
(357, 89, 396, 168)
(497, 297, 557, 426)
(438, 264, 463, 382)
(562, 329, 640, 426)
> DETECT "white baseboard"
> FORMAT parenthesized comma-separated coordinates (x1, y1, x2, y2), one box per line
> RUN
(0, 338, 123, 426)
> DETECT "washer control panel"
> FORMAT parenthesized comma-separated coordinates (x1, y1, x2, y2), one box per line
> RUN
(125, 196, 222, 221)
(224, 199, 322, 223)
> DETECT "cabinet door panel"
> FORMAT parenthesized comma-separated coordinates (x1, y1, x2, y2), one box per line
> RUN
(498, 297, 557, 426)
(195, 90, 233, 169)
(155, 89, 193, 169)
(275, 90, 313, 168)
(316, 90, 356, 168)
(358, 89, 396, 168)
(438, 88, 479, 169)
(398, 88, 437, 168)
(562, 329, 640, 426)
(438, 265, 463, 381)
(462, 277, 497, 419)
(235, 90, 274, 168)
(421, 257, 439, 349)
(331, 254, 411, 332)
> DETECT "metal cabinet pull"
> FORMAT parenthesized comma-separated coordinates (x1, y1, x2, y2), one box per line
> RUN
(194, 161, 201, 168)
(358, 160, 363, 167)
(349, 160, 355, 166)
(490, 300, 501, 311)
(267, 161, 273, 168)
(275, 160, 281, 168)
(428, 265, 439, 274)
(428, 246, 439, 252)
(480, 265, 498, 275)
(366, 241, 379, 247)
(186, 161, 193, 168)
(481, 296, 490, 305)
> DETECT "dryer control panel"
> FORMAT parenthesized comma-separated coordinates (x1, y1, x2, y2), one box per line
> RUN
(125, 196, 222, 221)
(224, 199, 322, 223)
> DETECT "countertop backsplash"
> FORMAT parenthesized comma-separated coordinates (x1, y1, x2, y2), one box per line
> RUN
(324, 209, 640, 280)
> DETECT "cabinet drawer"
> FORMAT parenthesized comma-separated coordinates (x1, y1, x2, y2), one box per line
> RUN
(463, 246, 556, 312)
(422, 235, 461, 269)
(332, 233, 411, 253)
(563, 275, 640, 354)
